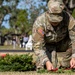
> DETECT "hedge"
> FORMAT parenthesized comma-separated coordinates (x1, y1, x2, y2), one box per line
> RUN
(0, 54, 35, 71)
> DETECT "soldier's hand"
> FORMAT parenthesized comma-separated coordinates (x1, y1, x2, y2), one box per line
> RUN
(46, 61, 54, 71)
(70, 58, 75, 68)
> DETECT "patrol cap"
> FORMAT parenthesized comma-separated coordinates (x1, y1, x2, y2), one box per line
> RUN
(48, 0, 65, 14)
(47, 0, 64, 22)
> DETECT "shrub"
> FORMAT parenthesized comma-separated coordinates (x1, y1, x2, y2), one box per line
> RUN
(0, 54, 35, 71)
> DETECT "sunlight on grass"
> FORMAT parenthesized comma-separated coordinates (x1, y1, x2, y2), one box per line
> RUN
(0, 45, 25, 50)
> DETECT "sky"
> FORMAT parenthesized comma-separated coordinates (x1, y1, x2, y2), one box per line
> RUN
(2, 14, 11, 28)
(2, 0, 46, 29)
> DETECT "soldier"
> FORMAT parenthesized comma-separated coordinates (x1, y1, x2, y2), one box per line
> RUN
(47, 0, 75, 14)
(32, 0, 75, 71)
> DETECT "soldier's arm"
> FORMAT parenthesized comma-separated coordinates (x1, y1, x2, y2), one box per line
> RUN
(32, 18, 49, 69)
(68, 15, 75, 58)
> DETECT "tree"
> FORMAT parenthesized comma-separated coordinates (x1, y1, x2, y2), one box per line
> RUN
(29, 0, 47, 26)
(15, 10, 31, 34)
(0, 4, 10, 27)
(0, 0, 19, 32)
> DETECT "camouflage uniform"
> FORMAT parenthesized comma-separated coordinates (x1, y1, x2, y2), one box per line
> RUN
(63, 0, 75, 9)
(55, 0, 75, 14)
(32, 0, 75, 70)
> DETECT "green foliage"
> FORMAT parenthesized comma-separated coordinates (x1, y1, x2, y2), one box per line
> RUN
(15, 10, 31, 34)
(0, 26, 13, 36)
(37, 68, 75, 74)
(72, 9, 75, 18)
(0, 0, 48, 35)
(37, 69, 48, 73)
(0, 26, 18, 36)
(0, 54, 35, 71)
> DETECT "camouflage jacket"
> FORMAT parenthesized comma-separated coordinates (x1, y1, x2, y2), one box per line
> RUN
(32, 10, 75, 69)
(64, 0, 75, 9)
(63, 0, 75, 14)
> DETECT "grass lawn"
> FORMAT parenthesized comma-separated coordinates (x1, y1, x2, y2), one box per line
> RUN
(0, 45, 25, 50)
(0, 71, 75, 75)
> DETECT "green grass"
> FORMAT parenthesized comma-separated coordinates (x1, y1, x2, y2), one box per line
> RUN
(37, 68, 75, 74)
(0, 45, 25, 50)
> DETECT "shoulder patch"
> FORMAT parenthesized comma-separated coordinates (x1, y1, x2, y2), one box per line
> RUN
(37, 28, 44, 37)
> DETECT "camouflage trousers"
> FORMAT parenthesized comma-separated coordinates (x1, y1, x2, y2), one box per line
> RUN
(45, 37, 72, 68)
